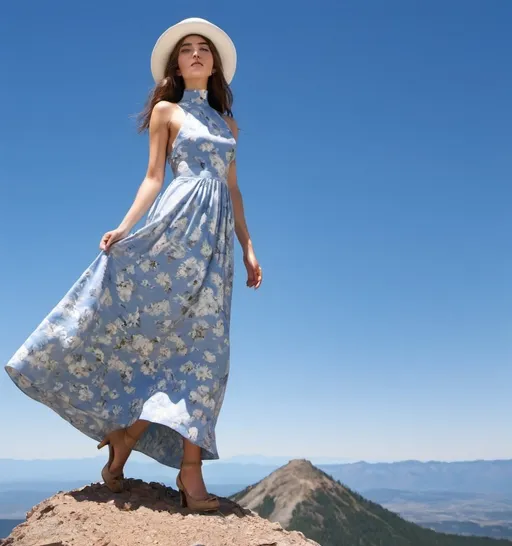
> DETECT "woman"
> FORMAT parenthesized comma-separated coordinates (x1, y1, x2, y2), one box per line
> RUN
(4, 17, 261, 512)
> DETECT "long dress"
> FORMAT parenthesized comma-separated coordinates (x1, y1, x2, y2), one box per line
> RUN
(4, 88, 236, 469)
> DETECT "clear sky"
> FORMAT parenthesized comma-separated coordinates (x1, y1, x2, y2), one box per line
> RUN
(0, 0, 510, 463)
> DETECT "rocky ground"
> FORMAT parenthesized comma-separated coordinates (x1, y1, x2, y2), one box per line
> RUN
(0, 478, 319, 546)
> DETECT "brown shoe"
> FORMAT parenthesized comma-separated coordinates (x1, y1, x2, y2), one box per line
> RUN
(97, 429, 137, 493)
(176, 461, 220, 512)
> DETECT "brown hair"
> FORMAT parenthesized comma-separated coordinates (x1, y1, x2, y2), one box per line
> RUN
(137, 34, 233, 133)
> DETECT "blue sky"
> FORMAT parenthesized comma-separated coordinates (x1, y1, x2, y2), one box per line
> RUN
(0, 0, 510, 463)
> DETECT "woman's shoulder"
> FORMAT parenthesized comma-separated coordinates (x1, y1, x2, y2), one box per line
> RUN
(152, 100, 178, 114)
(150, 100, 179, 127)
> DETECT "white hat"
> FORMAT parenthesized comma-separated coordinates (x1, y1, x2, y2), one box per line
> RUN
(150, 17, 237, 84)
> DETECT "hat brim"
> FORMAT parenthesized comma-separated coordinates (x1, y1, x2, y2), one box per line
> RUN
(150, 18, 237, 84)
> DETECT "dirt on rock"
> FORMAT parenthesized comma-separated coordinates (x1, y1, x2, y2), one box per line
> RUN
(0, 479, 320, 546)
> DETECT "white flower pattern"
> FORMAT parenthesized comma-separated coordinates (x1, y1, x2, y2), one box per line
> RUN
(4, 89, 235, 470)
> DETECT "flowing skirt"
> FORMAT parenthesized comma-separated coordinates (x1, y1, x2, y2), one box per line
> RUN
(4, 175, 234, 468)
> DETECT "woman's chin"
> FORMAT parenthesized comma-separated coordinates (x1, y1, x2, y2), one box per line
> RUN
(185, 68, 209, 79)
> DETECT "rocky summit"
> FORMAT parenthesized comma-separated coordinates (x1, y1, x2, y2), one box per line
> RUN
(0, 478, 319, 546)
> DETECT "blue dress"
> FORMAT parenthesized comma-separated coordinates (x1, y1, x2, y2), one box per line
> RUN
(4, 88, 236, 468)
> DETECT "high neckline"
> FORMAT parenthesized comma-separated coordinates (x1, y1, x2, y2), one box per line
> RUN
(180, 88, 208, 104)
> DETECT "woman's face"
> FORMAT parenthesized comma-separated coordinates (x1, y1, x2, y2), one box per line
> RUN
(177, 34, 215, 82)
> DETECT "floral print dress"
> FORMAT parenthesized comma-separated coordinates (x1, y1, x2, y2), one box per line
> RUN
(4, 88, 236, 468)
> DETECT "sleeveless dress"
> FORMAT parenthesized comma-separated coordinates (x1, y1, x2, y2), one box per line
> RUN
(4, 88, 236, 469)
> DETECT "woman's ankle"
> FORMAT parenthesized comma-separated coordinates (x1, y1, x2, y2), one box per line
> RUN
(181, 460, 202, 467)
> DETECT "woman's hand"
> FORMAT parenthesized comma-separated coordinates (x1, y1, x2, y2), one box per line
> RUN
(243, 249, 263, 289)
(99, 226, 131, 252)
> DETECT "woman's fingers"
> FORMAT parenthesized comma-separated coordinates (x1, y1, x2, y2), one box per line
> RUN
(99, 232, 110, 251)
(102, 231, 118, 252)
(106, 233, 120, 251)
(248, 265, 262, 289)
(255, 267, 262, 289)
(247, 269, 255, 287)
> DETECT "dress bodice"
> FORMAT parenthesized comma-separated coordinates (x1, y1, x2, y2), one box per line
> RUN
(169, 89, 236, 181)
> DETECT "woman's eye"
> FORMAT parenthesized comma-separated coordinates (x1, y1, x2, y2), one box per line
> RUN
(201, 47, 210, 52)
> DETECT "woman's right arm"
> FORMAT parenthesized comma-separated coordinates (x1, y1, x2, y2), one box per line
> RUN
(100, 101, 173, 252)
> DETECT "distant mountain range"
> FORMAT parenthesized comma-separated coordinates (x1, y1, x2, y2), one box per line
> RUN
(321, 459, 512, 494)
(1, 457, 511, 493)
(231, 459, 512, 546)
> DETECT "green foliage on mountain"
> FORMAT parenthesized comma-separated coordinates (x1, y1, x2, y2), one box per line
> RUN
(257, 495, 276, 519)
(288, 474, 512, 546)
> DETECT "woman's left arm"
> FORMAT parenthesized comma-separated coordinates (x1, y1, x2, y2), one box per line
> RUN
(224, 116, 262, 289)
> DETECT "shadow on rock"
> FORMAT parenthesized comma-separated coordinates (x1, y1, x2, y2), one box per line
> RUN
(67, 478, 250, 518)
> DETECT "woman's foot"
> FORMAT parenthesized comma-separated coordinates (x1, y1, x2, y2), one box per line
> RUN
(176, 461, 219, 511)
(97, 428, 138, 492)
(179, 462, 209, 499)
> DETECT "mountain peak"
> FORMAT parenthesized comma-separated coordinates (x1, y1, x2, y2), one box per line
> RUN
(231, 458, 338, 528)
(277, 459, 333, 488)
(283, 458, 317, 472)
